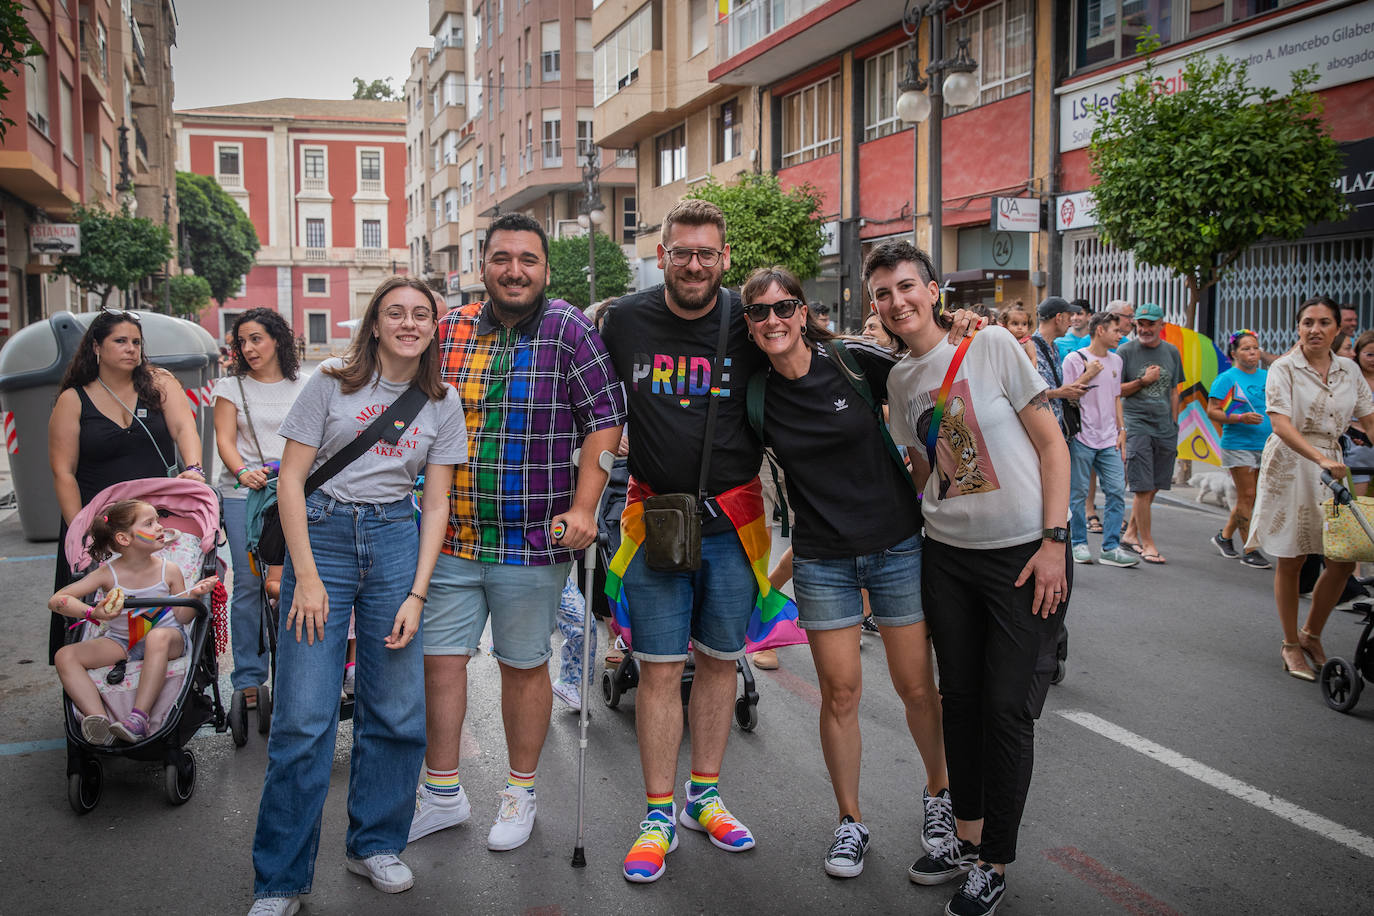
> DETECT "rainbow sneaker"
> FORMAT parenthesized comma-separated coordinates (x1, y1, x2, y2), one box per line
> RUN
(622, 809, 678, 883)
(679, 782, 755, 851)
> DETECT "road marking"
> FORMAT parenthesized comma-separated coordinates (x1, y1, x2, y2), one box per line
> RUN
(1045, 847, 1183, 916)
(0, 553, 56, 563)
(1059, 709, 1374, 859)
(0, 738, 65, 756)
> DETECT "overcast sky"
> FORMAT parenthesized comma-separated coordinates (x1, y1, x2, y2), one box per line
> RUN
(171, 0, 430, 110)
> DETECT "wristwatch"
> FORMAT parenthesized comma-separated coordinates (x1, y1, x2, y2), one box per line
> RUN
(1042, 527, 1069, 543)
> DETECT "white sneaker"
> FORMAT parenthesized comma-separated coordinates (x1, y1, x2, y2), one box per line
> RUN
(408, 784, 471, 842)
(81, 714, 114, 746)
(552, 678, 581, 709)
(247, 897, 300, 916)
(487, 787, 537, 851)
(345, 853, 414, 893)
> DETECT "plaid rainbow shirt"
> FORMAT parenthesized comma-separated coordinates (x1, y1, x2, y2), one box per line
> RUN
(438, 297, 626, 565)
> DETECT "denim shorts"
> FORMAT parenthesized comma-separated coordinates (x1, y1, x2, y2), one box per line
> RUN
(1219, 447, 1261, 469)
(424, 552, 571, 668)
(792, 534, 924, 630)
(621, 530, 758, 662)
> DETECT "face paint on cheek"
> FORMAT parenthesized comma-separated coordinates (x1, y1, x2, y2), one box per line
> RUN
(133, 530, 161, 546)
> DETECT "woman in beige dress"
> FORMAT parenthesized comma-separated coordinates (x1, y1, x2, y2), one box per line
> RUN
(1248, 296, 1374, 680)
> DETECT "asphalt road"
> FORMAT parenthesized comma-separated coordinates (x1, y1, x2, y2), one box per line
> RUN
(0, 495, 1370, 915)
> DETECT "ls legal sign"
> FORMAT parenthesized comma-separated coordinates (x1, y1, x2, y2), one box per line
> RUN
(991, 197, 1041, 232)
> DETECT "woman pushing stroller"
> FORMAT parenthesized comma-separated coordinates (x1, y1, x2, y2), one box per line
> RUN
(50, 498, 218, 745)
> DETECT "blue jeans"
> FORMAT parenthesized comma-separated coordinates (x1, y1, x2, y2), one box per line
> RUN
(621, 530, 758, 662)
(252, 493, 426, 898)
(222, 496, 268, 690)
(1070, 439, 1126, 550)
(792, 534, 924, 630)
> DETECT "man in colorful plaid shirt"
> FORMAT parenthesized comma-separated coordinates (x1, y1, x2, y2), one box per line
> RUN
(411, 213, 626, 853)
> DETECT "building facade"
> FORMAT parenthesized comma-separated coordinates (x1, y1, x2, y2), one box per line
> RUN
(0, 0, 180, 348)
(175, 99, 408, 354)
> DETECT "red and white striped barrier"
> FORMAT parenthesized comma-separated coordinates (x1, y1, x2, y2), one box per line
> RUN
(184, 384, 215, 410)
(2, 411, 16, 455)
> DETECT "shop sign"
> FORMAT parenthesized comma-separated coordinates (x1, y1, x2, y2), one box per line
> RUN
(1059, 3, 1374, 152)
(820, 220, 840, 257)
(1311, 137, 1374, 236)
(446, 271, 462, 294)
(30, 223, 80, 255)
(1056, 190, 1099, 231)
(991, 197, 1041, 232)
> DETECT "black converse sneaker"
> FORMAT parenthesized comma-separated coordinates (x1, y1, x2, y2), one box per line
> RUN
(921, 787, 955, 852)
(1211, 529, 1240, 559)
(823, 816, 870, 878)
(946, 862, 1006, 916)
(909, 834, 979, 885)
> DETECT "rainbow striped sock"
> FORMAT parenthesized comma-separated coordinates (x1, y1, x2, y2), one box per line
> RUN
(506, 768, 536, 793)
(646, 791, 674, 818)
(424, 766, 462, 797)
(686, 771, 718, 802)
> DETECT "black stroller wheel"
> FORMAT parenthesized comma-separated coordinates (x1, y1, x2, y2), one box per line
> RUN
(1320, 658, 1364, 713)
(67, 756, 102, 815)
(257, 683, 273, 735)
(165, 748, 196, 805)
(734, 696, 758, 732)
(602, 670, 621, 709)
(229, 689, 248, 747)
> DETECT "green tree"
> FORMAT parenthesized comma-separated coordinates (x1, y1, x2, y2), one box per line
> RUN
(177, 171, 260, 304)
(158, 274, 213, 319)
(548, 231, 631, 311)
(685, 172, 828, 289)
(352, 77, 397, 100)
(0, 0, 42, 141)
(1089, 38, 1347, 328)
(50, 204, 172, 307)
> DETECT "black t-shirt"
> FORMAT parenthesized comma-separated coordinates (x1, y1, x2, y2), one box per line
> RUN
(600, 285, 766, 534)
(760, 339, 921, 559)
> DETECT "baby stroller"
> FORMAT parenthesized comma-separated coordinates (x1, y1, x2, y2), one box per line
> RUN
(1318, 471, 1374, 713)
(62, 479, 226, 813)
(596, 459, 761, 732)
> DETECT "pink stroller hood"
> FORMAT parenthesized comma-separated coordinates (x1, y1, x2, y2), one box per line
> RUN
(65, 478, 220, 573)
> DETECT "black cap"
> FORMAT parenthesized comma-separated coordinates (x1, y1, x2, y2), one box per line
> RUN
(1037, 296, 1082, 320)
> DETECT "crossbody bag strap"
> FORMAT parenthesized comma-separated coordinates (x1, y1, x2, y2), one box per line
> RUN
(696, 297, 733, 505)
(236, 376, 268, 466)
(303, 384, 428, 498)
(925, 332, 977, 481)
(745, 369, 790, 538)
(826, 340, 917, 497)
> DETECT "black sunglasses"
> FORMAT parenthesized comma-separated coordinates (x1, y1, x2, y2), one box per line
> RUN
(743, 298, 803, 323)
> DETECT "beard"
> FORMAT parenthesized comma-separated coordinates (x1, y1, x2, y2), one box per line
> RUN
(487, 276, 546, 322)
(665, 266, 722, 313)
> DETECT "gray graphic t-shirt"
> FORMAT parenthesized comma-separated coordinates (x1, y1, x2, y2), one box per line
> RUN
(1118, 339, 1184, 439)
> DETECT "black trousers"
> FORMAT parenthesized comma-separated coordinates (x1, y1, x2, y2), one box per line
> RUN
(921, 536, 1069, 865)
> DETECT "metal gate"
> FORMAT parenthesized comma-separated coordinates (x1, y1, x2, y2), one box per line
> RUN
(1067, 232, 1374, 353)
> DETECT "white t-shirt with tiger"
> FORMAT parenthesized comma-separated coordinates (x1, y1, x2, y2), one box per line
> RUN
(887, 325, 1049, 550)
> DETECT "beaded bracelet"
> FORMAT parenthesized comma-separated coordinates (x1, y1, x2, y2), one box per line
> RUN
(185, 464, 204, 476)
(407, 591, 428, 604)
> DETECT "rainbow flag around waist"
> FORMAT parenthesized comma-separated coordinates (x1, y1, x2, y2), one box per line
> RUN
(605, 477, 806, 653)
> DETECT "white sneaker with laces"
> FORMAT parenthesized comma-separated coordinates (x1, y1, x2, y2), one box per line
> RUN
(81, 714, 114, 746)
(552, 678, 582, 709)
(487, 787, 537, 850)
(408, 784, 471, 842)
(345, 853, 414, 893)
(246, 897, 300, 916)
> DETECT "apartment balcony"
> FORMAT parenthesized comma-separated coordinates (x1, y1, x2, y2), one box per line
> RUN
(708, 0, 892, 85)
(597, 48, 733, 149)
(302, 247, 328, 262)
(432, 220, 462, 252)
(356, 178, 384, 196)
(428, 0, 454, 34)
(131, 81, 160, 109)
(128, 14, 148, 85)
(354, 247, 389, 264)
(217, 172, 241, 190)
(78, 22, 109, 102)
(299, 176, 329, 194)
(428, 103, 466, 138)
(431, 161, 461, 192)
(427, 44, 464, 83)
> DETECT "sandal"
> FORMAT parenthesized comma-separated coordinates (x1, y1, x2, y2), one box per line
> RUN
(1140, 552, 1167, 564)
(244, 686, 258, 710)
(1298, 627, 1327, 669)
(1120, 540, 1142, 555)
(1087, 515, 1104, 534)
(1282, 641, 1317, 681)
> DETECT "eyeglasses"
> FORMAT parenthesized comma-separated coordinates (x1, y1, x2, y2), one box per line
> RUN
(743, 298, 803, 323)
(101, 306, 143, 322)
(665, 247, 723, 268)
(381, 306, 435, 324)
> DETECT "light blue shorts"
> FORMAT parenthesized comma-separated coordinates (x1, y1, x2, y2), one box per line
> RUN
(423, 552, 572, 669)
(792, 533, 924, 630)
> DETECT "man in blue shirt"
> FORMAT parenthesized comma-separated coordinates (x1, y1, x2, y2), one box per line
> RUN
(1055, 298, 1093, 361)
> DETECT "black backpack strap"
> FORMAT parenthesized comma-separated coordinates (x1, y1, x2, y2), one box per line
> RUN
(745, 369, 790, 538)
(303, 384, 428, 498)
(826, 340, 918, 498)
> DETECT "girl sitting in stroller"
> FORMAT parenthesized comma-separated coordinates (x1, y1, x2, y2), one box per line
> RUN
(49, 498, 218, 745)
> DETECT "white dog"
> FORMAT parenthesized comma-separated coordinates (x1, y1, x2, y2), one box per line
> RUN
(1193, 470, 1237, 510)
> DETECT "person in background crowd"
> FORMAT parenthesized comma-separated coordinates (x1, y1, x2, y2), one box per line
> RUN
(997, 301, 1037, 364)
(414, 213, 625, 852)
(1054, 299, 1093, 361)
(1339, 303, 1359, 338)
(1334, 331, 1355, 359)
(1106, 300, 1135, 340)
(863, 310, 896, 350)
(213, 308, 309, 712)
(1118, 303, 1184, 565)
(1347, 331, 1374, 496)
(1064, 312, 1138, 568)
(1029, 298, 1091, 438)
(1206, 330, 1271, 569)
(1247, 296, 1374, 682)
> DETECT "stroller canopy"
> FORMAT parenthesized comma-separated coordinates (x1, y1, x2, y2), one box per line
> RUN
(65, 478, 220, 574)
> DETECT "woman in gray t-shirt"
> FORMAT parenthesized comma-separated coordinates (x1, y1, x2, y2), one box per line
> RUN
(249, 278, 466, 910)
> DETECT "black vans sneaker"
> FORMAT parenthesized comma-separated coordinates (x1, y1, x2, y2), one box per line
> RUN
(1211, 529, 1240, 559)
(823, 816, 869, 878)
(909, 835, 979, 885)
(946, 862, 1006, 916)
(1240, 551, 1271, 569)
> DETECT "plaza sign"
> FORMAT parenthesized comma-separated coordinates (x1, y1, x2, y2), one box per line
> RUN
(1058, 1, 1374, 152)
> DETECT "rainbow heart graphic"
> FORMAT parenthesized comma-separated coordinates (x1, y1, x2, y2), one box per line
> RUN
(679, 398, 691, 408)
(394, 420, 406, 430)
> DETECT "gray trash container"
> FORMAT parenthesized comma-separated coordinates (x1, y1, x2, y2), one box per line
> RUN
(0, 310, 220, 541)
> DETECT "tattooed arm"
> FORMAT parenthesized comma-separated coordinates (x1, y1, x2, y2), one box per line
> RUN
(1014, 390, 1071, 618)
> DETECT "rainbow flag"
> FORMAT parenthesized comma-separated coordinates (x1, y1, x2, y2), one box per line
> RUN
(605, 478, 806, 654)
(127, 606, 173, 650)
(1177, 399, 1224, 464)
(1160, 323, 1230, 466)
(1219, 384, 1251, 416)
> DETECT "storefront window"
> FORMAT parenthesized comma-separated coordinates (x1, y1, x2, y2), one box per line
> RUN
(1074, 0, 1171, 70)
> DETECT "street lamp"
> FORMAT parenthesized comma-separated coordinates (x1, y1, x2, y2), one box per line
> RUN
(577, 148, 606, 307)
(897, 0, 979, 276)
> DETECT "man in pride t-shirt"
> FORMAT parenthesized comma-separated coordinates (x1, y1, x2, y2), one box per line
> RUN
(599, 198, 768, 883)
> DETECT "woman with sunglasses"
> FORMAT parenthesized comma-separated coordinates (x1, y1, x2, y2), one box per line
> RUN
(213, 308, 310, 722)
(249, 278, 465, 916)
(740, 265, 951, 881)
(875, 241, 1069, 916)
(47, 309, 205, 658)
